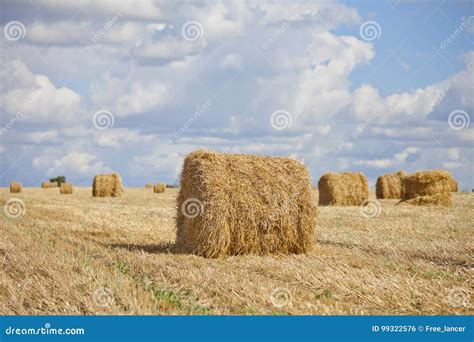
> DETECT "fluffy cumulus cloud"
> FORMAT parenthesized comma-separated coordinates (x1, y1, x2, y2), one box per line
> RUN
(1, 0, 472, 189)
(0, 60, 82, 123)
(33, 151, 110, 176)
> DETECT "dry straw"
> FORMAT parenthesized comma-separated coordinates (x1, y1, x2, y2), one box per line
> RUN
(41, 181, 51, 188)
(176, 150, 317, 258)
(376, 171, 406, 199)
(154, 183, 166, 193)
(450, 178, 458, 192)
(10, 181, 22, 193)
(318, 172, 369, 206)
(60, 183, 74, 195)
(92, 173, 123, 197)
(399, 170, 452, 206)
(145, 183, 153, 189)
(50, 181, 59, 188)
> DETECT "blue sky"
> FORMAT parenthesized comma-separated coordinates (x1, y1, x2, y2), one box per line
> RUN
(1, 0, 473, 189)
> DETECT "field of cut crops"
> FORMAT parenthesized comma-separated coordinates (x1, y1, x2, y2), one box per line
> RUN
(0, 187, 472, 315)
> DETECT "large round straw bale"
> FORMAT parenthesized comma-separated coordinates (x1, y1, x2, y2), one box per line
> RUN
(92, 173, 123, 197)
(49, 181, 59, 188)
(318, 172, 369, 206)
(10, 181, 22, 193)
(154, 183, 166, 193)
(376, 171, 406, 199)
(400, 170, 452, 206)
(41, 181, 51, 188)
(176, 150, 317, 258)
(450, 177, 458, 192)
(145, 183, 153, 188)
(60, 183, 74, 194)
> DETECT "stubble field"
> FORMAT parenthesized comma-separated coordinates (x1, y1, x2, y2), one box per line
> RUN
(0, 187, 472, 315)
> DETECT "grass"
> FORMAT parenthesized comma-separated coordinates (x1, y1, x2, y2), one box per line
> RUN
(0, 187, 472, 315)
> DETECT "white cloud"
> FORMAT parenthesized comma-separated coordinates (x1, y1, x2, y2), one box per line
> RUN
(36, 0, 161, 20)
(33, 151, 110, 176)
(354, 147, 419, 169)
(0, 60, 82, 123)
(219, 54, 243, 70)
(291, 32, 374, 123)
(90, 75, 167, 116)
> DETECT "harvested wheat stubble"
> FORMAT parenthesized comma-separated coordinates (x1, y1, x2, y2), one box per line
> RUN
(376, 171, 406, 199)
(450, 178, 458, 192)
(176, 150, 317, 258)
(60, 183, 74, 195)
(10, 181, 22, 193)
(318, 172, 369, 206)
(154, 183, 166, 193)
(49, 182, 59, 188)
(399, 170, 452, 206)
(92, 173, 123, 197)
(145, 183, 153, 189)
(41, 181, 51, 188)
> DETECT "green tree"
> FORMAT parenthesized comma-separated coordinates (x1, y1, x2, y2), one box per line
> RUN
(50, 176, 66, 186)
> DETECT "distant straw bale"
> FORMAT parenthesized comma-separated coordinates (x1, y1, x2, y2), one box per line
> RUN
(450, 178, 458, 192)
(10, 181, 22, 193)
(318, 172, 369, 206)
(49, 181, 59, 188)
(92, 173, 123, 197)
(176, 150, 317, 258)
(60, 183, 74, 195)
(154, 183, 166, 193)
(145, 183, 153, 189)
(376, 171, 406, 199)
(41, 181, 51, 188)
(399, 170, 452, 206)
